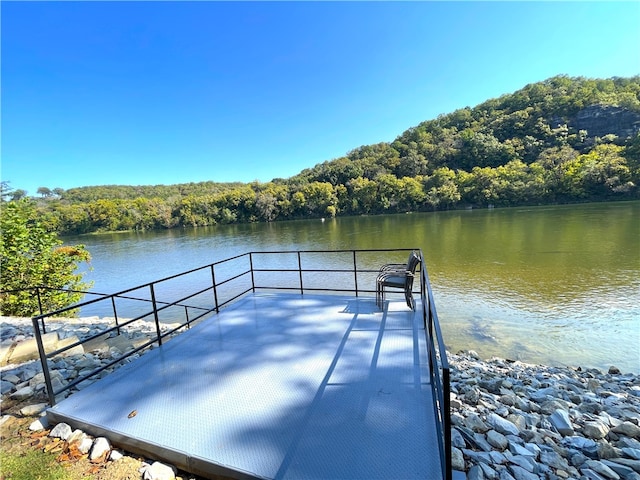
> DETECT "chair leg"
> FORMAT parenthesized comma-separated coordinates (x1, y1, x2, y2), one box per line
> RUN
(405, 290, 415, 311)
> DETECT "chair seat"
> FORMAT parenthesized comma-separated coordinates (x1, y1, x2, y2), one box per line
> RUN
(379, 275, 408, 288)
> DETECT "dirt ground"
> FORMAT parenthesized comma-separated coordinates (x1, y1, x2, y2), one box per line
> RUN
(1, 413, 144, 480)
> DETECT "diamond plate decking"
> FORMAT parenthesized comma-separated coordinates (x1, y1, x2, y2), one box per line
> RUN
(47, 293, 442, 479)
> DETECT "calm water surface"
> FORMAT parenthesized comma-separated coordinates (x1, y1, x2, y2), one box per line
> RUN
(66, 201, 640, 373)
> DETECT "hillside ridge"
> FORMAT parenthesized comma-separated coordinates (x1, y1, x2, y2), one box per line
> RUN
(4, 74, 640, 234)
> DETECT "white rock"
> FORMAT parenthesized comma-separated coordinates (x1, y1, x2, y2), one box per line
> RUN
(142, 461, 177, 480)
(49, 422, 72, 440)
(79, 437, 94, 454)
(20, 402, 48, 416)
(29, 416, 49, 431)
(109, 450, 124, 461)
(67, 429, 88, 446)
(89, 437, 111, 461)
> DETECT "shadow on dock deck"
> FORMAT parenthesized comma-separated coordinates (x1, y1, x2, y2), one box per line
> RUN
(47, 293, 443, 479)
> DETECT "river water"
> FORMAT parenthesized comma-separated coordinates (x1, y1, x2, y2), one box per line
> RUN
(65, 201, 640, 373)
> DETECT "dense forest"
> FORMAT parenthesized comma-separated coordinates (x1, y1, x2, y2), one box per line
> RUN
(5, 75, 640, 235)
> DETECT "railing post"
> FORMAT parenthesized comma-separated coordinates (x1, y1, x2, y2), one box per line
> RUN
(111, 296, 120, 336)
(36, 288, 46, 334)
(352, 250, 359, 296)
(149, 284, 163, 346)
(32, 317, 56, 406)
(210, 265, 219, 314)
(297, 251, 304, 295)
(249, 253, 256, 292)
(443, 367, 452, 480)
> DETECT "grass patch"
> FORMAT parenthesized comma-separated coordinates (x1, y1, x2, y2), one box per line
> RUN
(0, 449, 73, 480)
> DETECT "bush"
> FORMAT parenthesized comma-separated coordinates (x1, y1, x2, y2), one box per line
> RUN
(0, 199, 92, 316)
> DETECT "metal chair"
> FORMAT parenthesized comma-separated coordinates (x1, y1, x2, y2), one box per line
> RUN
(376, 250, 421, 310)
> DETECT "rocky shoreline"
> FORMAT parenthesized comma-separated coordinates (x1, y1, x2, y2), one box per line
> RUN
(1, 316, 639, 480)
(449, 351, 640, 479)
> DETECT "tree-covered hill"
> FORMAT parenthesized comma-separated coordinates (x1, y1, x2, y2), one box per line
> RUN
(6, 75, 640, 234)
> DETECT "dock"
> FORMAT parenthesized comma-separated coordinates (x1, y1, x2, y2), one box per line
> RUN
(47, 293, 443, 479)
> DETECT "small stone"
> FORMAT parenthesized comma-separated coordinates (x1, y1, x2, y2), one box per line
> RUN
(509, 443, 536, 458)
(451, 447, 465, 470)
(142, 461, 176, 480)
(19, 403, 48, 416)
(0, 380, 14, 394)
(49, 422, 72, 440)
(487, 429, 509, 450)
(67, 429, 89, 448)
(465, 413, 490, 433)
(487, 413, 520, 436)
(89, 437, 111, 462)
(451, 428, 466, 448)
(612, 422, 640, 439)
(79, 437, 94, 454)
(29, 417, 49, 431)
(467, 465, 485, 480)
(608, 366, 621, 375)
(550, 409, 575, 436)
(583, 420, 610, 440)
(10, 385, 34, 400)
(607, 458, 640, 473)
(2, 374, 21, 384)
(621, 448, 640, 460)
(109, 450, 124, 461)
(564, 435, 598, 451)
(464, 387, 481, 405)
(479, 462, 497, 479)
(583, 460, 621, 479)
(580, 468, 610, 479)
(601, 459, 637, 478)
(508, 465, 539, 480)
(509, 454, 537, 472)
(498, 469, 516, 480)
(540, 449, 568, 469)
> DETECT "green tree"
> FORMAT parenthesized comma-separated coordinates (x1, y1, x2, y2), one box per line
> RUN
(37, 186, 53, 198)
(423, 167, 461, 209)
(562, 144, 635, 198)
(0, 199, 92, 316)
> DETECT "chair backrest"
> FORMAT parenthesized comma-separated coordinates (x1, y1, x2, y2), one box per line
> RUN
(407, 250, 421, 274)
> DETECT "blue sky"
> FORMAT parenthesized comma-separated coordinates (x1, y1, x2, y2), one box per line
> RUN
(2, 1, 639, 195)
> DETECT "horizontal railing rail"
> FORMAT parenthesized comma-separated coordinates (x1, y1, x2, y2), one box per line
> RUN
(21, 248, 450, 478)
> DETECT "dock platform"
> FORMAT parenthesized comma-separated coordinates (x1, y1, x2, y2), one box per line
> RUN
(47, 293, 442, 479)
